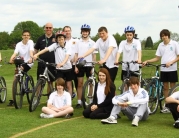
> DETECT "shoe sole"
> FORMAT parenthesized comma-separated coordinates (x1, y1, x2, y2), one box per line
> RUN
(101, 121, 117, 124)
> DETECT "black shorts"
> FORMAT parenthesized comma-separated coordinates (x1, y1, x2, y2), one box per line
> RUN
(160, 71, 178, 82)
(76, 67, 92, 78)
(56, 69, 73, 81)
(37, 62, 56, 82)
(121, 70, 139, 80)
(103, 64, 118, 82)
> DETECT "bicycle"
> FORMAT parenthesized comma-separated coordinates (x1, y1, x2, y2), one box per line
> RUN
(116, 61, 151, 94)
(168, 78, 179, 98)
(12, 57, 34, 109)
(145, 63, 167, 115)
(29, 58, 56, 112)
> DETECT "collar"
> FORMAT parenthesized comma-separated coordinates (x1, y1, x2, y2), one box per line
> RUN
(98, 82, 106, 86)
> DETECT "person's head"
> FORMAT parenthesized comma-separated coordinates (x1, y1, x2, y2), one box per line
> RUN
(98, 26, 108, 41)
(55, 31, 66, 45)
(63, 26, 72, 39)
(81, 24, 91, 38)
(128, 77, 140, 94)
(98, 68, 112, 95)
(44, 22, 53, 36)
(55, 78, 66, 91)
(160, 29, 170, 41)
(124, 26, 135, 41)
(22, 30, 31, 41)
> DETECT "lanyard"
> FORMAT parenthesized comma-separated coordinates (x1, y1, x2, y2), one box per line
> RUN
(45, 36, 48, 47)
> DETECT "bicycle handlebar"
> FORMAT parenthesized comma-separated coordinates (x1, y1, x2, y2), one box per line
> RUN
(114, 61, 139, 65)
(37, 58, 56, 68)
(145, 63, 167, 68)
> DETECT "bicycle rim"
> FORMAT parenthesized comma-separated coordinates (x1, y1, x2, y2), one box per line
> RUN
(121, 79, 129, 94)
(169, 83, 179, 96)
(26, 75, 34, 104)
(0, 76, 7, 103)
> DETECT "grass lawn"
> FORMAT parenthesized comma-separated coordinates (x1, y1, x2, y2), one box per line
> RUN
(0, 50, 178, 138)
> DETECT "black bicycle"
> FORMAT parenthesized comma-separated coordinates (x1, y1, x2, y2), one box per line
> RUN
(12, 57, 34, 109)
(29, 58, 56, 112)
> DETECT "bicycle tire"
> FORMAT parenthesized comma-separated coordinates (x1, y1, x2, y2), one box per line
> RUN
(120, 79, 130, 94)
(0, 76, 7, 103)
(146, 79, 159, 115)
(29, 79, 46, 112)
(13, 77, 23, 109)
(26, 75, 34, 104)
(169, 83, 179, 96)
(81, 79, 95, 109)
(158, 83, 164, 110)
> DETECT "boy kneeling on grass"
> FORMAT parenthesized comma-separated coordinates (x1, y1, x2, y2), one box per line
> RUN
(101, 76, 149, 126)
(40, 78, 74, 119)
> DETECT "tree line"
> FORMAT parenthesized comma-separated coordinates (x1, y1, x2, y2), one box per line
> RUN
(0, 21, 178, 50)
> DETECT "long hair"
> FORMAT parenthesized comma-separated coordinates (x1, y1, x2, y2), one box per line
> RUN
(98, 68, 112, 95)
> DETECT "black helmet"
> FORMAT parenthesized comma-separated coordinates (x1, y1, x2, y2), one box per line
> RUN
(76, 58, 86, 68)
(14, 56, 24, 66)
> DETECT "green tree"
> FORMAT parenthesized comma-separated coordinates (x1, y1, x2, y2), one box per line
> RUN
(153, 40, 162, 50)
(145, 36, 153, 49)
(0, 32, 10, 50)
(170, 32, 179, 42)
(91, 33, 99, 42)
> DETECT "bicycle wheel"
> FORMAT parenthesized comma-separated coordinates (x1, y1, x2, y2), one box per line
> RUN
(169, 83, 179, 96)
(13, 77, 23, 109)
(26, 75, 34, 104)
(81, 79, 95, 109)
(121, 79, 130, 94)
(29, 79, 46, 112)
(146, 79, 159, 114)
(0, 76, 7, 103)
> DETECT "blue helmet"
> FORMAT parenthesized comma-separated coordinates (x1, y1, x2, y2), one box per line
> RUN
(81, 24, 91, 31)
(124, 26, 135, 33)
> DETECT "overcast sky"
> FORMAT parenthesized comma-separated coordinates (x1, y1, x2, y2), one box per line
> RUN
(0, 0, 178, 42)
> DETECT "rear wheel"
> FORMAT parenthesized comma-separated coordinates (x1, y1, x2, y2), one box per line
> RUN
(169, 84, 179, 96)
(0, 76, 7, 103)
(81, 79, 95, 109)
(26, 75, 34, 104)
(29, 79, 46, 112)
(13, 77, 23, 109)
(146, 79, 159, 115)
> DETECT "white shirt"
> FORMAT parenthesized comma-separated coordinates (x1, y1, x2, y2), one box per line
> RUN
(93, 35, 118, 68)
(75, 38, 96, 66)
(48, 91, 71, 108)
(170, 91, 179, 100)
(156, 40, 179, 71)
(118, 39, 141, 71)
(15, 40, 34, 67)
(96, 82, 106, 104)
(48, 43, 72, 70)
(112, 88, 149, 107)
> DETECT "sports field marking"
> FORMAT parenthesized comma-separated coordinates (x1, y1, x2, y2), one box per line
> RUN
(9, 116, 83, 138)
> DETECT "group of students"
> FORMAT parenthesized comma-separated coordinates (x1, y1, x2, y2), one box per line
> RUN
(5, 22, 179, 128)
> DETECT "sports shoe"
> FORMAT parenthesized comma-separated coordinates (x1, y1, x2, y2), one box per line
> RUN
(65, 114, 71, 119)
(72, 92, 76, 99)
(160, 107, 171, 113)
(132, 116, 140, 127)
(7, 100, 14, 106)
(40, 113, 52, 118)
(75, 104, 82, 108)
(174, 119, 179, 128)
(101, 116, 117, 124)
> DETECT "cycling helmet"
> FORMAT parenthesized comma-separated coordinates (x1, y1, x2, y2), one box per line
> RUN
(124, 26, 135, 33)
(81, 24, 91, 31)
(14, 56, 24, 66)
(76, 58, 86, 68)
(55, 30, 66, 39)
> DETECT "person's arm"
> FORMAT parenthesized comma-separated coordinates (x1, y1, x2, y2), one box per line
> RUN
(115, 52, 121, 63)
(56, 54, 70, 68)
(9, 52, 17, 63)
(137, 50, 142, 63)
(80, 47, 95, 59)
(143, 56, 160, 65)
(47, 103, 60, 112)
(33, 49, 38, 55)
(0, 52, 2, 61)
(166, 55, 179, 67)
(92, 53, 96, 61)
(33, 48, 49, 60)
(98, 46, 113, 64)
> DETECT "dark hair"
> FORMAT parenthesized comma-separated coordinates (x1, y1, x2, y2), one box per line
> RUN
(81, 28, 91, 35)
(98, 26, 108, 33)
(55, 78, 66, 90)
(129, 76, 139, 86)
(160, 29, 170, 39)
(62, 26, 71, 31)
(98, 68, 112, 95)
(22, 30, 30, 35)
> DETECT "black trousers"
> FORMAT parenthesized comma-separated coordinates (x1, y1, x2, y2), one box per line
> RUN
(166, 103, 179, 121)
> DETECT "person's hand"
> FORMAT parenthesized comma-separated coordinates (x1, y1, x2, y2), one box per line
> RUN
(166, 62, 172, 68)
(33, 54, 38, 60)
(75, 66, 79, 74)
(97, 59, 105, 65)
(117, 102, 129, 107)
(28, 58, 33, 64)
(142, 61, 148, 66)
(91, 105, 98, 111)
(56, 63, 63, 69)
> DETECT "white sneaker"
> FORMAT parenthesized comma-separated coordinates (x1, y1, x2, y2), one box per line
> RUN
(40, 113, 52, 118)
(132, 116, 140, 127)
(160, 107, 171, 113)
(101, 116, 117, 124)
(174, 119, 179, 128)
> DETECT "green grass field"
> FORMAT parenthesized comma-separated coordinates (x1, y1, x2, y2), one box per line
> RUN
(0, 50, 178, 138)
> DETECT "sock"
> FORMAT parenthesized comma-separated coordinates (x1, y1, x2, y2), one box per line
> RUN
(78, 100, 81, 104)
(111, 115, 117, 120)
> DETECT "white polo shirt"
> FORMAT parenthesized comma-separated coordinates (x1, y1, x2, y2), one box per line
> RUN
(48, 91, 72, 108)
(15, 39, 34, 67)
(97, 82, 106, 104)
(156, 40, 179, 71)
(48, 43, 72, 70)
(170, 91, 179, 100)
(65, 37, 79, 64)
(75, 38, 95, 66)
(93, 35, 118, 68)
(118, 39, 141, 71)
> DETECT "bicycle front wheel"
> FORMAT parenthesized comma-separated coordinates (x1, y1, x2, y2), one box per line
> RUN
(121, 79, 130, 94)
(26, 75, 34, 104)
(29, 79, 46, 112)
(0, 76, 7, 103)
(146, 79, 159, 115)
(13, 77, 23, 109)
(169, 83, 179, 96)
(81, 79, 95, 109)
